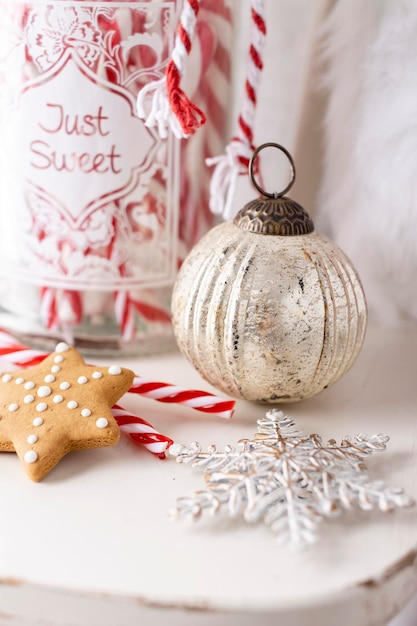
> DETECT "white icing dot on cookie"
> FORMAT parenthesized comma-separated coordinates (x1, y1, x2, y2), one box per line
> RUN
(2, 374, 12, 383)
(92, 371, 103, 379)
(53, 395, 64, 404)
(44, 374, 55, 383)
(37, 386, 52, 398)
(55, 342, 69, 353)
(27, 434, 38, 444)
(108, 366, 122, 375)
(60, 382, 71, 391)
(36, 402, 47, 412)
(96, 417, 108, 429)
(33, 417, 43, 427)
(15, 377, 24, 385)
(8, 403, 19, 412)
(24, 450, 38, 464)
(67, 400, 78, 410)
(81, 408, 91, 417)
(51, 365, 61, 374)
(24, 381, 35, 390)
(77, 376, 88, 384)
(54, 355, 64, 363)
(24, 395, 35, 404)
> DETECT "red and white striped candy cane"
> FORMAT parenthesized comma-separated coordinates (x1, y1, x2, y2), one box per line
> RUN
(207, 0, 266, 219)
(112, 405, 174, 459)
(114, 290, 137, 342)
(137, 0, 205, 139)
(0, 331, 46, 367)
(179, 0, 233, 249)
(129, 376, 234, 419)
(0, 329, 235, 419)
(39, 287, 59, 332)
(39, 288, 84, 340)
(114, 288, 173, 342)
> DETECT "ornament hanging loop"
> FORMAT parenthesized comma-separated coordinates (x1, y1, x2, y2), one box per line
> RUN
(250, 142, 296, 199)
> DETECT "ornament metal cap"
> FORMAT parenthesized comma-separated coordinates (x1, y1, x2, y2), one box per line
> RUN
(233, 143, 315, 236)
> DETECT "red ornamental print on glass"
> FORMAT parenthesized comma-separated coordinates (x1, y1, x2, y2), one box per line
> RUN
(16, 4, 174, 291)
(0, 1, 233, 352)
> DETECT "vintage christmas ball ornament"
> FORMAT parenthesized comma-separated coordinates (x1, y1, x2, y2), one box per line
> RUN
(172, 143, 367, 403)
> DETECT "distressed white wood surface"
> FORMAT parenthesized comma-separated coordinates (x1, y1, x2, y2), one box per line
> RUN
(0, 325, 415, 626)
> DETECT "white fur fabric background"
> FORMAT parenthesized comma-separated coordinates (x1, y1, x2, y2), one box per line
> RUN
(315, 1, 417, 620)
(232, 0, 417, 327)
(316, 0, 417, 326)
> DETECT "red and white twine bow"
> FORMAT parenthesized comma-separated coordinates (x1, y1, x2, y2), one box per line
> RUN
(207, 0, 266, 219)
(137, 0, 206, 138)
(0, 330, 235, 459)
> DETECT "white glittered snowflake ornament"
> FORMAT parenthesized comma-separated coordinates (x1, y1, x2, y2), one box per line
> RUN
(169, 410, 414, 547)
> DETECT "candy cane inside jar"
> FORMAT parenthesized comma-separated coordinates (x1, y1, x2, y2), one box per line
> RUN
(0, 0, 234, 355)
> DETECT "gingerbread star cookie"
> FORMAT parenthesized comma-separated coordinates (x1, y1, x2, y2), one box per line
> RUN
(0, 342, 134, 481)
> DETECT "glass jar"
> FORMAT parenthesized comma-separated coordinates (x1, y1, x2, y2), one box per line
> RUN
(0, 0, 233, 354)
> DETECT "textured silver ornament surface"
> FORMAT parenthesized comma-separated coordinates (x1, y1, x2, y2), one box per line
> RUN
(171, 222, 367, 403)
